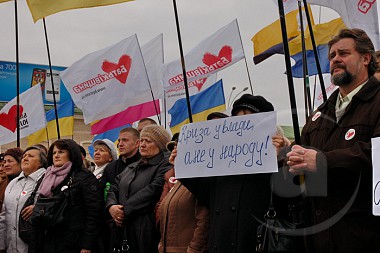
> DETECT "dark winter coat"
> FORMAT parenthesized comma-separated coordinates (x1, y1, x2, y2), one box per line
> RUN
(102, 151, 141, 188)
(301, 77, 380, 253)
(182, 172, 272, 253)
(106, 152, 171, 253)
(29, 140, 104, 253)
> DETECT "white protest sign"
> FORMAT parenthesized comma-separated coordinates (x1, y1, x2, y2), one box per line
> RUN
(174, 111, 278, 178)
(372, 137, 380, 215)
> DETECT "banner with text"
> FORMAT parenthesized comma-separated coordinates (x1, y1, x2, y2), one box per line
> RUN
(61, 34, 152, 124)
(372, 137, 380, 216)
(162, 19, 244, 89)
(174, 111, 278, 178)
(0, 84, 46, 145)
(0, 60, 71, 104)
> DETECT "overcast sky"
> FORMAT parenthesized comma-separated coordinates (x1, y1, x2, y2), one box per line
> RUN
(0, 0, 378, 126)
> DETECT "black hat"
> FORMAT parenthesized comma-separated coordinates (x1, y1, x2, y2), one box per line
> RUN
(207, 112, 229, 120)
(231, 94, 274, 116)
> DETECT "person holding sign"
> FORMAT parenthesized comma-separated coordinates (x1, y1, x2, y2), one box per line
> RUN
(287, 28, 380, 253)
(181, 94, 296, 253)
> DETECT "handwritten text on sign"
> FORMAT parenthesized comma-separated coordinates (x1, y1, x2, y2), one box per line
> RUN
(174, 111, 278, 178)
(372, 137, 380, 215)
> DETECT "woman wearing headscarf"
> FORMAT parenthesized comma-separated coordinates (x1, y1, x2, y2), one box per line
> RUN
(29, 139, 104, 253)
(0, 146, 46, 253)
(106, 125, 172, 253)
(0, 148, 23, 212)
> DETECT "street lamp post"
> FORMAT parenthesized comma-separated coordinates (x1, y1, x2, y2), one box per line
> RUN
(227, 86, 236, 109)
(228, 87, 248, 109)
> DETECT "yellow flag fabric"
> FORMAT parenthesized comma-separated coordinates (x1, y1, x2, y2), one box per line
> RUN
(27, 116, 74, 145)
(170, 104, 226, 134)
(27, 99, 74, 145)
(288, 18, 346, 55)
(26, 0, 134, 22)
(0, 0, 11, 3)
(251, 5, 315, 58)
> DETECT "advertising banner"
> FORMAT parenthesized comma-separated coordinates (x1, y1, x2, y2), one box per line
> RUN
(0, 60, 71, 104)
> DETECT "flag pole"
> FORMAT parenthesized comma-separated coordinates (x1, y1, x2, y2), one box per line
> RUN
(172, 0, 193, 123)
(14, 0, 20, 147)
(277, 0, 301, 145)
(136, 35, 161, 125)
(278, 4, 309, 246)
(42, 18, 61, 139)
(298, 1, 313, 118)
(236, 20, 254, 95)
(163, 92, 167, 129)
(302, 0, 327, 102)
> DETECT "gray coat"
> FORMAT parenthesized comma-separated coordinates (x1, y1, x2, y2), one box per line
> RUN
(106, 152, 171, 253)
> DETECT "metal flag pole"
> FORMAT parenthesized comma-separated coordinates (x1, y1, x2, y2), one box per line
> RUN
(14, 0, 20, 147)
(236, 20, 254, 95)
(277, 0, 301, 145)
(298, 1, 313, 118)
(42, 18, 61, 139)
(136, 35, 161, 125)
(172, 0, 193, 123)
(302, 0, 327, 102)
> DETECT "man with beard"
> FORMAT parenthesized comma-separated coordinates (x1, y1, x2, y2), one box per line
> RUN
(286, 28, 380, 253)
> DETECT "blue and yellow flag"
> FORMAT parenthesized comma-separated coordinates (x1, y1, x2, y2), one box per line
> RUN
(251, 6, 314, 64)
(289, 18, 346, 78)
(290, 44, 330, 78)
(27, 99, 74, 145)
(27, 0, 134, 22)
(169, 79, 225, 134)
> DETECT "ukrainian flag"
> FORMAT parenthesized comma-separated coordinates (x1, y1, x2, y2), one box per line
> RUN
(169, 79, 225, 134)
(27, 99, 74, 145)
(289, 18, 346, 78)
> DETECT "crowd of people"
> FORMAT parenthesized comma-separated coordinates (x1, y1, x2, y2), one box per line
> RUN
(0, 28, 379, 253)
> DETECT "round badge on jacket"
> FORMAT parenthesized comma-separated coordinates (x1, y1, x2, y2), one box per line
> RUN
(345, 129, 355, 140)
(168, 176, 177, 184)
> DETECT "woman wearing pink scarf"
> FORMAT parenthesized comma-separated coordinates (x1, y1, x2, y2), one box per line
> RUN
(29, 139, 104, 253)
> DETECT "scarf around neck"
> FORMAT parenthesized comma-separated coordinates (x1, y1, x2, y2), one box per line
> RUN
(38, 162, 72, 197)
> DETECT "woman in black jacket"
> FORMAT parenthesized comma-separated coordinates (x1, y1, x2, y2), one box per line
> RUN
(30, 139, 104, 253)
(106, 125, 172, 253)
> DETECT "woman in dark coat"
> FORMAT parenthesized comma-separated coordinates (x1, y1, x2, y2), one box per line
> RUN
(106, 125, 172, 253)
(29, 139, 104, 253)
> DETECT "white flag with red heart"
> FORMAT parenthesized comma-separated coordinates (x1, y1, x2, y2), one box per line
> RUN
(162, 19, 245, 89)
(61, 34, 152, 124)
(307, 0, 380, 50)
(0, 84, 46, 145)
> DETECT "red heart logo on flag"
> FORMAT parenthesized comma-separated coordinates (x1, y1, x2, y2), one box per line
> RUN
(101, 54, 132, 84)
(0, 105, 24, 132)
(202, 45, 233, 67)
(190, 78, 208, 92)
(194, 78, 206, 91)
